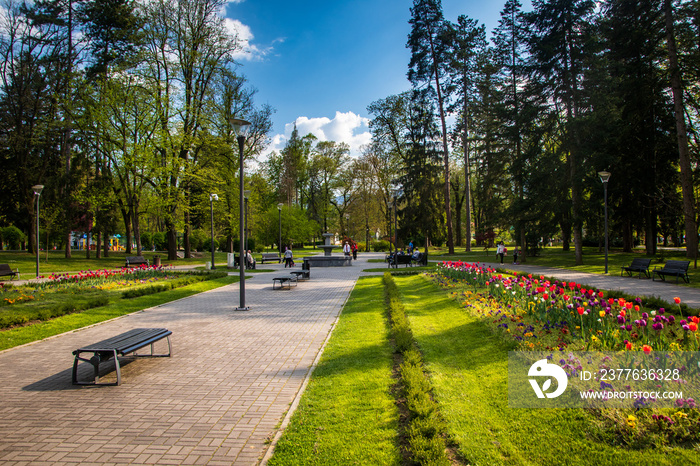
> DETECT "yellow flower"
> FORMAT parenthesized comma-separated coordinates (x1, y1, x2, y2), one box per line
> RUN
(626, 414, 637, 428)
(599, 311, 606, 318)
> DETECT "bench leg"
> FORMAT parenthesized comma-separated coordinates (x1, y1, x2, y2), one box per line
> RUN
(72, 350, 120, 386)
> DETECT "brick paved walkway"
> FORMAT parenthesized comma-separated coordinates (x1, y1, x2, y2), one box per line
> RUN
(0, 257, 368, 465)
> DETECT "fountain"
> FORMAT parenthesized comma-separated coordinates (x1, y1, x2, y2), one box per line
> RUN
(303, 233, 352, 267)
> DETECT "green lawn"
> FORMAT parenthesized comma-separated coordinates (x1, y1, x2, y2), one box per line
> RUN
(268, 276, 400, 465)
(0, 248, 325, 276)
(0, 275, 237, 351)
(395, 274, 696, 465)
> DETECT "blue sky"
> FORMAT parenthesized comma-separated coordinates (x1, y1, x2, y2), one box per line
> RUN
(224, 0, 532, 157)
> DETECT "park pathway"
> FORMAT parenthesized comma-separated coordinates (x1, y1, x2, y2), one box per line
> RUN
(0, 256, 368, 465)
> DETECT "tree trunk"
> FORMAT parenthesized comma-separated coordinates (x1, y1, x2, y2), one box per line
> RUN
(665, 0, 698, 262)
(167, 223, 177, 260)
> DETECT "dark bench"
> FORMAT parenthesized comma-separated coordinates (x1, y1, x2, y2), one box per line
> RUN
(290, 261, 311, 281)
(393, 255, 412, 268)
(621, 258, 652, 279)
(652, 260, 691, 284)
(231, 254, 256, 269)
(261, 253, 282, 264)
(125, 256, 149, 267)
(272, 275, 297, 289)
(0, 264, 19, 280)
(72, 328, 172, 386)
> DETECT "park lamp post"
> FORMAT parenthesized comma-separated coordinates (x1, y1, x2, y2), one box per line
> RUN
(598, 171, 611, 274)
(277, 203, 283, 253)
(232, 118, 252, 311)
(345, 214, 349, 238)
(209, 193, 218, 269)
(244, 190, 250, 252)
(32, 185, 44, 278)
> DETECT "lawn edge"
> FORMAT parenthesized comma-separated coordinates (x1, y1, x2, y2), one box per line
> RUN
(258, 276, 360, 465)
(0, 275, 239, 355)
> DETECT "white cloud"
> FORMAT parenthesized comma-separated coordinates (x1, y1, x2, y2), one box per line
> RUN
(263, 111, 372, 159)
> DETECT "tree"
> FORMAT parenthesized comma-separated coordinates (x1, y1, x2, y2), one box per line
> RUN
(408, 0, 455, 253)
(665, 0, 698, 261)
(139, 0, 238, 260)
(526, 0, 596, 264)
(444, 14, 487, 252)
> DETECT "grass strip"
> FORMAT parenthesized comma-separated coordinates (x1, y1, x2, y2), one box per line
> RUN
(268, 276, 400, 466)
(383, 272, 451, 466)
(0, 275, 237, 351)
(395, 274, 696, 465)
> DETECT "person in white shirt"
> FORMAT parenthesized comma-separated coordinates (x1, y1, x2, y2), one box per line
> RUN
(496, 241, 505, 264)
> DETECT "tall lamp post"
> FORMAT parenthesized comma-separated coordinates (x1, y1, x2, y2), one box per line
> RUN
(598, 171, 611, 274)
(209, 193, 218, 269)
(232, 118, 252, 311)
(345, 214, 350, 238)
(244, 190, 250, 252)
(32, 185, 44, 278)
(277, 203, 283, 253)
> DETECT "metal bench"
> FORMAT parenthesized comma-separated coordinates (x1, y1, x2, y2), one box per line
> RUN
(387, 254, 412, 268)
(290, 261, 311, 281)
(272, 275, 297, 289)
(72, 328, 172, 386)
(652, 260, 690, 284)
(621, 258, 652, 279)
(125, 256, 149, 267)
(0, 264, 19, 280)
(261, 253, 282, 264)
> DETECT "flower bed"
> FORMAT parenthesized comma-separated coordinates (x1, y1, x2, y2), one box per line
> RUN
(430, 261, 700, 448)
(0, 266, 225, 328)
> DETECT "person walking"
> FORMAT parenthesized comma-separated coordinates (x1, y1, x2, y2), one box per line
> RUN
(496, 241, 505, 264)
(352, 241, 358, 260)
(512, 246, 519, 265)
(343, 241, 351, 257)
(284, 246, 293, 268)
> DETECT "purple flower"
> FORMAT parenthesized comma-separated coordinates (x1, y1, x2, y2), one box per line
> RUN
(659, 308, 665, 315)
(668, 316, 676, 324)
(642, 312, 649, 319)
(617, 315, 626, 324)
(652, 322, 664, 331)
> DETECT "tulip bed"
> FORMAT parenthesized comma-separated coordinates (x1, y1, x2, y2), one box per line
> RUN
(430, 261, 700, 449)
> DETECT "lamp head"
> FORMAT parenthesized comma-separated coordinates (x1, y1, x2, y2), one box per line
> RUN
(210, 193, 219, 201)
(230, 118, 252, 139)
(32, 185, 44, 196)
(244, 190, 251, 199)
(598, 171, 611, 184)
(277, 202, 283, 211)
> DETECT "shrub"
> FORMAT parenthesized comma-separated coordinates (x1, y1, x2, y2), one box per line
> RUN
(152, 232, 167, 251)
(372, 240, 391, 252)
(2, 226, 25, 250)
(140, 232, 153, 250)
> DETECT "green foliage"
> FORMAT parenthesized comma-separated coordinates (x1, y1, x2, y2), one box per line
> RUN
(2, 226, 25, 250)
(372, 239, 391, 252)
(383, 272, 450, 465)
(152, 232, 167, 251)
(0, 291, 110, 329)
(121, 271, 225, 298)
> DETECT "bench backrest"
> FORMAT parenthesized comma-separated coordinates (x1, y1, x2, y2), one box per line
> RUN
(262, 253, 279, 258)
(630, 258, 652, 267)
(0, 264, 13, 273)
(126, 256, 147, 263)
(663, 260, 690, 271)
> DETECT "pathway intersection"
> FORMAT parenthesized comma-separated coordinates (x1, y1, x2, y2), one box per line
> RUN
(0, 253, 699, 465)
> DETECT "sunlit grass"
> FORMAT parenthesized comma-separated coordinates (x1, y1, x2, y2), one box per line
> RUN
(394, 274, 696, 465)
(0, 275, 237, 351)
(268, 276, 400, 465)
